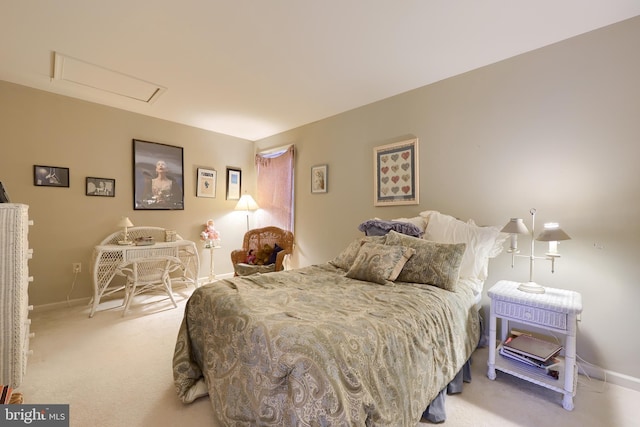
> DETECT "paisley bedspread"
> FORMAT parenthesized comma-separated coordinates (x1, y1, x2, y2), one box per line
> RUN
(173, 263, 480, 426)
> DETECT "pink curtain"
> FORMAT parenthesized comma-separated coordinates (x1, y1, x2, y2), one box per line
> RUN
(254, 145, 294, 232)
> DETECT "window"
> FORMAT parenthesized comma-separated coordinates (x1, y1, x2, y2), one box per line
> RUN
(254, 145, 294, 232)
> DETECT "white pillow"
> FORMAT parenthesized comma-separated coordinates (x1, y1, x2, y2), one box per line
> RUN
(420, 210, 501, 281)
(467, 219, 509, 258)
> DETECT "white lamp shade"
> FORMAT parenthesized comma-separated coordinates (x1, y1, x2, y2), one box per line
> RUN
(234, 194, 259, 211)
(501, 218, 529, 234)
(117, 217, 134, 228)
(536, 223, 571, 241)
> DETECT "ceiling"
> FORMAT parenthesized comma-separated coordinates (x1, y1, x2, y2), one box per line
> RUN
(2, 1, 639, 141)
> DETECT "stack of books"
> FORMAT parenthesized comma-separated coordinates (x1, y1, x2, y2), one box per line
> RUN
(500, 333, 562, 372)
(1, 385, 13, 404)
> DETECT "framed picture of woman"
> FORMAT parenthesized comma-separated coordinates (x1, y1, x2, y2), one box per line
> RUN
(133, 139, 184, 210)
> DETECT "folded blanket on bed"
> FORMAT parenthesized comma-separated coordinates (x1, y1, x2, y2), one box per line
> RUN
(358, 219, 424, 237)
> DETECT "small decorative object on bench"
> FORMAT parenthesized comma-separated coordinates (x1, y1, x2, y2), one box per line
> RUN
(165, 230, 177, 242)
(134, 236, 155, 246)
(200, 219, 221, 248)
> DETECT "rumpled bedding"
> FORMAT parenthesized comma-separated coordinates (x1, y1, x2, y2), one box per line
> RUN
(173, 263, 479, 426)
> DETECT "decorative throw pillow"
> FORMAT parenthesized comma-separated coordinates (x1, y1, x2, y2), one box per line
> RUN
(392, 216, 428, 234)
(346, 242, 415, 285)
(330, 235, 386, 270)
(420, 211, 501, 281)
(267, 243, 284, 265)
(385, 230, 466, 291)
(357, 219, 423, 237)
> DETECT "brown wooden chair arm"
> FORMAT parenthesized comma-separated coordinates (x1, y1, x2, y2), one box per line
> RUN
(230, 249, 247, 266)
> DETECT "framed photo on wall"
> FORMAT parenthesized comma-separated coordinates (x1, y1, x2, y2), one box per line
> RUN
(226, 167, 241, 200)
(133, 139, 184, 210)
(86, 177, 115, 197)
(196, 168, 217, 198)
(373, 138, 419, 206)
(33, 165, 70, 187)
(311, 164, 328, 193)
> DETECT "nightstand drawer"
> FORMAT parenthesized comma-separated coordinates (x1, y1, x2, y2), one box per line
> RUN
(494, 300, 567, 330)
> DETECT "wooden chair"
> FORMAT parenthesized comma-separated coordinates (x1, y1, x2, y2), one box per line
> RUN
(230, 226, 294, 276)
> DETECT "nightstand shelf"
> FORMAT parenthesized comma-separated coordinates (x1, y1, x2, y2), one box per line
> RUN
(495, 343, 577, 394)
(487, 280, 582, 411)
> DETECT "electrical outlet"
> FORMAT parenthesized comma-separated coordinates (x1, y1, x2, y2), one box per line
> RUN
(72, 263, 81, 273)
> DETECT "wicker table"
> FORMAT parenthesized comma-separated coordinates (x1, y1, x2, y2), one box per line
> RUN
(90, 227, 199, 317)
(487, 280, 582, 410)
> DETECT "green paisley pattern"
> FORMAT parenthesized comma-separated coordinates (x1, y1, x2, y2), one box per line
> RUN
(329, 235, 386, 270)
(385, 230, 466, 291)
(346, 242, 415, 284)
(173, 263, 479, 426)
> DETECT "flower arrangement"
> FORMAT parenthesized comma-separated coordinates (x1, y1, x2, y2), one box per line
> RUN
(200, 219, 221, 248)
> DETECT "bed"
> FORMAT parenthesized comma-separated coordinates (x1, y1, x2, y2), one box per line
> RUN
(173, 211, 505, 426)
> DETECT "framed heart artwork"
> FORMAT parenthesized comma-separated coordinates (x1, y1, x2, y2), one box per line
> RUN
(373, 138, 419, 206)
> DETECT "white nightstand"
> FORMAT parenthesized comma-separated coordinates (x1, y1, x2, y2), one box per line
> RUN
(487, 280, 583, 410)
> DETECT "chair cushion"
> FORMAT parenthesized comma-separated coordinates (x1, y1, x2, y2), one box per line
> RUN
(234, 263, 276, 276)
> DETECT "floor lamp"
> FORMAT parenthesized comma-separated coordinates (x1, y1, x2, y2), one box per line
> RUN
(234, 194, 259, 231)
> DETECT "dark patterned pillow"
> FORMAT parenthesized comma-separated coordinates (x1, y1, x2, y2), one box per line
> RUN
(267, 243, 284, 264)
(385, 230, 466, 291)
(330, 235, 386, 270)
(346, 242, 415, 285)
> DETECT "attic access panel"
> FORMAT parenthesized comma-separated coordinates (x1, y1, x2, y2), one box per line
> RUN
(52, 52, 165, 103)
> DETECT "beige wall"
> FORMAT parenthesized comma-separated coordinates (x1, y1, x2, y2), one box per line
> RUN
(0, 80, 256, 307)
(257, 17, 640, 383)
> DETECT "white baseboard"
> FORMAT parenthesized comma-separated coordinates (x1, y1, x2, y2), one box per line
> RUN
(33, 276, 227, 314)
(33, 297, 91, 313)
(578, 362, 640, 392)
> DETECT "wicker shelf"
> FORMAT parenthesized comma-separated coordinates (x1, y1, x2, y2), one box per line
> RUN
(494, 343, 577, 395)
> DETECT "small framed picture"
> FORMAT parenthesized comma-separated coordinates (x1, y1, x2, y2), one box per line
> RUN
(373, 138, 419, 206)
(34, 165, 70, 187)
(86, 177, 115, 197)
(311, 164, 328, 193)
(196, 168, 217, 198)
(226, 167, 241, 200)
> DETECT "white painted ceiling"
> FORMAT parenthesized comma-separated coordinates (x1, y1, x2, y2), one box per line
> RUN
(2, 1, 639, 141)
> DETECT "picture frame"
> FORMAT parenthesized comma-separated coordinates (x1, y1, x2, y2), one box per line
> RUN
(373, 138, 419, 206)
(86, 177, 115, 197)
(196, 168, 217, 198)
(311, 164, 328, 193)
(133, 139, 184, 210)
(226, 167, 241, 200)
(33, 165, 70, 187)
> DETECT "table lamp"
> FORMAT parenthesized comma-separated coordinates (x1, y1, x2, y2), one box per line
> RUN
(501, 208, 571, 294)
(117, 217, 134, 245)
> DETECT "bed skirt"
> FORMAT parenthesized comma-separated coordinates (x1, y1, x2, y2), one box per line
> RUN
(423, 309, 482, 423)
(421, 357, 473, 423)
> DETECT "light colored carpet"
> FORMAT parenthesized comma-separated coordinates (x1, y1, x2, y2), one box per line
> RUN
(19, 286, 640, 426)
